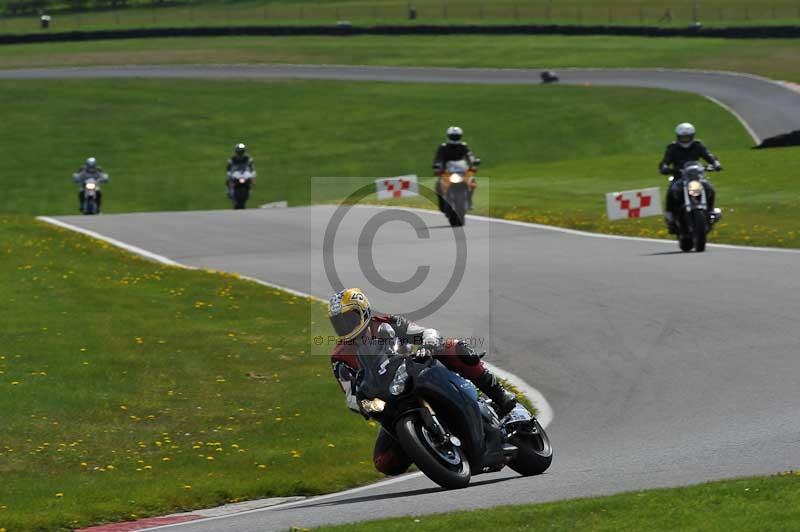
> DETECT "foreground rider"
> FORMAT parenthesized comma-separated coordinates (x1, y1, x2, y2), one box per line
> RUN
(659, 123, 722, 233)
(72, 157, 108, 212)
(226, 143, 255, 198)
(328, 288, 517, 476)
(433, 126, 480, 210)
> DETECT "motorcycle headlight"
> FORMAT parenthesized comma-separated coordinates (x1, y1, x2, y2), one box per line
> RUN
(360, 398, 386, 413)
(688, 181, 703, 197)
(239, 178, 246, 184)
(449, 173, 465, 184)
(389, 361, 408, 396)
(85, 182, 97, 190)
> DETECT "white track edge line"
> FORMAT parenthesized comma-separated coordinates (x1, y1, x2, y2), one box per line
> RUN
(35, 214, 553, 529)
(701, 94, 761, 144)
(139, 473, 428, 530)
(348, 204, 800, 254)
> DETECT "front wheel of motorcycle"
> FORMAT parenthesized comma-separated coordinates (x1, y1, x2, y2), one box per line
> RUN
(395, 415, 471, 489)
(692, 209, 708, 252)
(507, 418, 553, 476)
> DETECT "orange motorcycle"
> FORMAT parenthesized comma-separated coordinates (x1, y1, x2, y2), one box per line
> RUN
(437, 159, 478, 227)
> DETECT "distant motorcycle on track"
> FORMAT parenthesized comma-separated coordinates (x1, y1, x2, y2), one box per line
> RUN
(355, 324, 552, 489)
(438, 159, 478, 227)
(227, 165, 256, 210)
(73, 172, 109, 215)
(669, 161, 722, 253)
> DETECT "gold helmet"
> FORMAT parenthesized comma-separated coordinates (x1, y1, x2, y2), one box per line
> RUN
(328, 288, 371, 341)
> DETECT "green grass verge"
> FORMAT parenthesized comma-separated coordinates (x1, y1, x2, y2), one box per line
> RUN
(0, 35, 798, 83)
(314, 472, 800, 532)
(2, 78, 798, 248)
(2, 0, 800, 34)
(0, 215, 386, 530)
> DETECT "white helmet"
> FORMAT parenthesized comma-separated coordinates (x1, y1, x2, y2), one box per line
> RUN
(675, 123, 696, 147)
(446, 126, 463, 144)
(85, 157, 97, 168)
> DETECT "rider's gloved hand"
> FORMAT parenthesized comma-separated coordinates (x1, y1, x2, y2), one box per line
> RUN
(659, 165, 671, 176)
(713, 162, 723, 171)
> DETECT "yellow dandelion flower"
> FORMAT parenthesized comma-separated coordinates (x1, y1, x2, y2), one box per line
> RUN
(183, 485, 192, 489)
(143, 465, 153, 470)
(55, 493, 64, 497)
(206, 456, 214, 460)
(258, 464, 267, 469)
(162, 457, 171, 462)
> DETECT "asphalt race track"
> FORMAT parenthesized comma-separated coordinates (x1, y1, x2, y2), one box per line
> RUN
(16, 63, 800, 529)
(3, 64, 800, 142)
(51, 207, 800, 532)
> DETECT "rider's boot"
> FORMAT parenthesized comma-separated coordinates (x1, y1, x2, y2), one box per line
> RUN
(473, 369, 517, 417)
(664, 211, 677, 235)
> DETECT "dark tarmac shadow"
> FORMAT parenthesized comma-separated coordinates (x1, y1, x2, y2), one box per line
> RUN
(643, 251, 695, 256)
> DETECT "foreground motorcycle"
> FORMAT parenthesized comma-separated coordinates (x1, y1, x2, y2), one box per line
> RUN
(73, 173, 109, 215)
(437, 159, 478, 227)
(227, 166, 256, 209)
(356, 324, 552, 489)
(669, 161, 722, 253)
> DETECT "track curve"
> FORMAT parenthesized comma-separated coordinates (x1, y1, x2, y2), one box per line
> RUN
(49, 207, 800, 532)
(20, 63, 800, 529)
(3, 64, 800, 141)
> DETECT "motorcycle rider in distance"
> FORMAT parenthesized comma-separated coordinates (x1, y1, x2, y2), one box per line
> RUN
(328, 288, 518, 476)
(659, 123, 722, 234)
(433, 126, 480, 210)
(226, 143, 255, 199)
(72, 157, 109, 213)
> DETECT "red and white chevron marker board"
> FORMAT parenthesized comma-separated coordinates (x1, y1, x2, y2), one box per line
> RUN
(605, 187, 662, 221)
(375, 175, 418, 200)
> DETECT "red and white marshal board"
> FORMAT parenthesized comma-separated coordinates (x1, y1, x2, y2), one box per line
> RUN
(376, 175, 419, 200)
(605, 187, 662, 221)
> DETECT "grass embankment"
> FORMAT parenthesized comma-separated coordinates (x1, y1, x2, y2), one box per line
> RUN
(2, 79, 798, 247)
(0, 215, 384, 531)
(315, 472, 800, 532)
(0, 35, 798, 83)
(2, 0, 799, 34)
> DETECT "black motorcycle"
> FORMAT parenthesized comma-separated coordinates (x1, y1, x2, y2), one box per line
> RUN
(670, 162, 722, 253)
(227, 166, 256, 210)
(355, 324, 552, 489)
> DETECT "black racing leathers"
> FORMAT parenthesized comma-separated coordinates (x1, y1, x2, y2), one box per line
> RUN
(660, 140, 719, 214)
(432, 141, 477, 173)
(659, 140, 718, 176)
(227, 154, 254, 173)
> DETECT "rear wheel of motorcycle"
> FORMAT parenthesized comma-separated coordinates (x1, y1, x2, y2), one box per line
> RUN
(692, 210, 708, 252)
(396, 415, 470, 489)
(507, 418, 553, 476)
